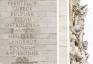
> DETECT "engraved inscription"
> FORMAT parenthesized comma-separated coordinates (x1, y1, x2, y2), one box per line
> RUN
(0, 0, 57, 64)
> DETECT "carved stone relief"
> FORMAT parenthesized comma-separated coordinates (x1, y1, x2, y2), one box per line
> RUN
(70, 0, 89, 64)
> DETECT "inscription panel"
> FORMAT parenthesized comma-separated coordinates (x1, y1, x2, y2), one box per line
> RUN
(0, 0, 57, 64)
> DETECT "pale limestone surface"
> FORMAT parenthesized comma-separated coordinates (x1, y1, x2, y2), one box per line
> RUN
(0, 0, 57, 64)
(59, 0, 67, 64)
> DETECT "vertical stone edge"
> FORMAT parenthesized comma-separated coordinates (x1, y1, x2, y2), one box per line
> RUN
(59, 0, 68, 64)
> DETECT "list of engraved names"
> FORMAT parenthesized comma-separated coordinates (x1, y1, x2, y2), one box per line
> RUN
(0, 0, 57, 64)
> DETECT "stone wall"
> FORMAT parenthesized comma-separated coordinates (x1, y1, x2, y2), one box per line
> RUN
(0, 0, 57, 64)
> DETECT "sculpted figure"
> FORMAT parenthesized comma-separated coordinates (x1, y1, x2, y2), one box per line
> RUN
(70, 29, 77, 43)
(70, 42, 84, 64)
(80, 52, 89, 64)
(70, 37, 88, 64)
(83, 41, 89, 60)
(72, 5, 81, 15)
(70, 42, 76, 64)
(75, 48, 83, 62)
(80, 41, 89, 64)
(83, 41, 88, 50)
(80, 4, 88, 21)
(71, 22, 83, 38)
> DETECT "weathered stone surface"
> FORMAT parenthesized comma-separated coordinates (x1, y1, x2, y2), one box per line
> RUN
(0, 0, 57, 64)
(69, 0, 89, 64)
(59, 0, 67, 64)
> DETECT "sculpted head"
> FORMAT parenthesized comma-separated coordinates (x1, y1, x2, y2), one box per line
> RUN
(86, 52, 89, 60)
(75, 22, 84, 32)
(83, 41, 88, 50)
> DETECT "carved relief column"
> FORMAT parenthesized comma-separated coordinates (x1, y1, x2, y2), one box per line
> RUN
(69, 0, 89, 64)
